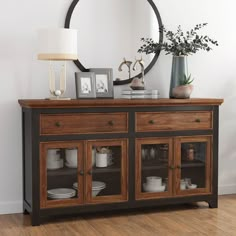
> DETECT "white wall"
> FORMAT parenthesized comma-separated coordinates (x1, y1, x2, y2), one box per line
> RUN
(0, 0, 235, 214)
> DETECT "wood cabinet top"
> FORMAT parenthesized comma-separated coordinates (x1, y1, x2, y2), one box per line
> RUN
(18, 98, 223, 109)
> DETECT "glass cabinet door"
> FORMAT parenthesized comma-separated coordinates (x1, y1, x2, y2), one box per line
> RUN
(135, 138, 173, 200)
(40, 141, 84, 208)
(86, 139, 128, 203)
(175, 136, 212, 195)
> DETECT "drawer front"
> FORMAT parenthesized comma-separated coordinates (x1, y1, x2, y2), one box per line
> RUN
(40, 113, 128, 135)
(136, 111, 212, 132)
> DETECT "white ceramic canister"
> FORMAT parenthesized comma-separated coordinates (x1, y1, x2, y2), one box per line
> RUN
(96, 153, 108, 167)
(65, 148, 78, 166)
(180, 179, 186, 190)
(47, 149, 60, 161)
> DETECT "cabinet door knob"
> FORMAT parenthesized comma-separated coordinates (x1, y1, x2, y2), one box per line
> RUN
(195, 118, 201, 123)
(55, 121, 61, 127)
(88, 170, 93, 175)
(79, 170, 84, 176)
(169, 165, 175, 170)
(149, 120, 155, 124)
(108, 120, 114, 126)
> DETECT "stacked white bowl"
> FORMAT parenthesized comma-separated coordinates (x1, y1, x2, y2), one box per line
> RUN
(180, 178, 197, 190)
(143, 176, 165, 192)
(65, 148, 77, 168)
(92, 181, 106, 197)
(72, 181, 106, 197)
(47, 149, 63, 170)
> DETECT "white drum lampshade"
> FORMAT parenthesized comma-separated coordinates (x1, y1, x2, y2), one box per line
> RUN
(38, 28, 78, 61)
(37, 28, 78, 99)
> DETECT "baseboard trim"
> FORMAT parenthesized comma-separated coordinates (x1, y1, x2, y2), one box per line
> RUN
(218, 184, 236, 195)
(0, 201, 23, 215)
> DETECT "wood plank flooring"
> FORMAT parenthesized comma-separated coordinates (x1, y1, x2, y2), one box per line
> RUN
(0, 195, 236, 236)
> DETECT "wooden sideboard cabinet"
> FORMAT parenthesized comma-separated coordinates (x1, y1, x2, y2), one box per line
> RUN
(18, 98, 223, 226)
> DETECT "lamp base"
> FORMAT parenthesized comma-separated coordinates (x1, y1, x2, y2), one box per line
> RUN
(46, 97, 71, 100)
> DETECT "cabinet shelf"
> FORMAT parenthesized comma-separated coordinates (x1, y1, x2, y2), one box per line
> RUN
(142, 162, 168, 171)
(47, 167, 77, 177)
(47, 165, 122, 177)
(181, 160, 205, 168)
(141, 160, 205, 171)
(142, 165, 168, 171)
(93, 166, 121, 174)
(142, 159, 168, 171)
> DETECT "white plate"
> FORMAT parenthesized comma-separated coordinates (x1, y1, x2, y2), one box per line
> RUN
(48, 192, 76, 199)
(65, 162, 77, 168)
(47, 188, 76, 196)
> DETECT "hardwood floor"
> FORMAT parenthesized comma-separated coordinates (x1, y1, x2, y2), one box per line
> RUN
(0, 195, 236, 236)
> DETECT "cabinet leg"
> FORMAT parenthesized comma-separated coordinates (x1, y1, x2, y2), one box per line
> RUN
(31, 215, 41, 226)
(23, 209, 29, 215)
(208, 199, 218, 208)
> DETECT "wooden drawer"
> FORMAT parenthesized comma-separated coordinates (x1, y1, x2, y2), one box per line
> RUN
(40, 113, 128, 135)
(136, 111, 212, 132)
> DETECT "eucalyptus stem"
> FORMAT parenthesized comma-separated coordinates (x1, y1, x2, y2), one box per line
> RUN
(138, 23, 218, 56)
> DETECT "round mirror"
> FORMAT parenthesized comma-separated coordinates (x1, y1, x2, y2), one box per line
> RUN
(65, 0, 163, 85)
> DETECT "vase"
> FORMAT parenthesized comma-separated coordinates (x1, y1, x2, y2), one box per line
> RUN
(169, 56, 187, 98)
(172, 84, 193, 99)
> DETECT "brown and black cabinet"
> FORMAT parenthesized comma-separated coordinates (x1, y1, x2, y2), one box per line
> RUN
(19, 98, 223, 225)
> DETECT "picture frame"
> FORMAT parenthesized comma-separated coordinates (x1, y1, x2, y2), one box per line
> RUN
(89, 68, 114, 98)
(75, 72, 96, 98)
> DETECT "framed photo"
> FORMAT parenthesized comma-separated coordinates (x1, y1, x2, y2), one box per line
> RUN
(75, 72, 96, 98)
(89, 68, 114, 98)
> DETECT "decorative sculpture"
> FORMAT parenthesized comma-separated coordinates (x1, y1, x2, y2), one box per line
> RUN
(130, 57, 145, 90)
(117, 58, 133, 80)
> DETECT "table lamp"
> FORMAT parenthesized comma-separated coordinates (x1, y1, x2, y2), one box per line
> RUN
(38, 28, 78, 100)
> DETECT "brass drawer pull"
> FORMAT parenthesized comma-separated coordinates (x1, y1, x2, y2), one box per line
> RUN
(55, 121, 61, 127)
(195, 118, 201, 123)
(149, 120, 155, 124)
(79, 170, 84, 176)
(108, 120, 114, 126)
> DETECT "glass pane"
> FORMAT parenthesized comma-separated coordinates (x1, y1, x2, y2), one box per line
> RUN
(141, 143, 169, 193)
(46, 147, 79, 201)
(91, 145, 121, 198)
(180, 142, 207, 190)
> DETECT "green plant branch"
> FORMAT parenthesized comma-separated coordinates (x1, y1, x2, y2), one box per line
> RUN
(180, 74, 194, 85)
(138, 23, 218, 56)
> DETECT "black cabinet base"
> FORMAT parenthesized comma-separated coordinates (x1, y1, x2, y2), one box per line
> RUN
(28, 195, 217, 226)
